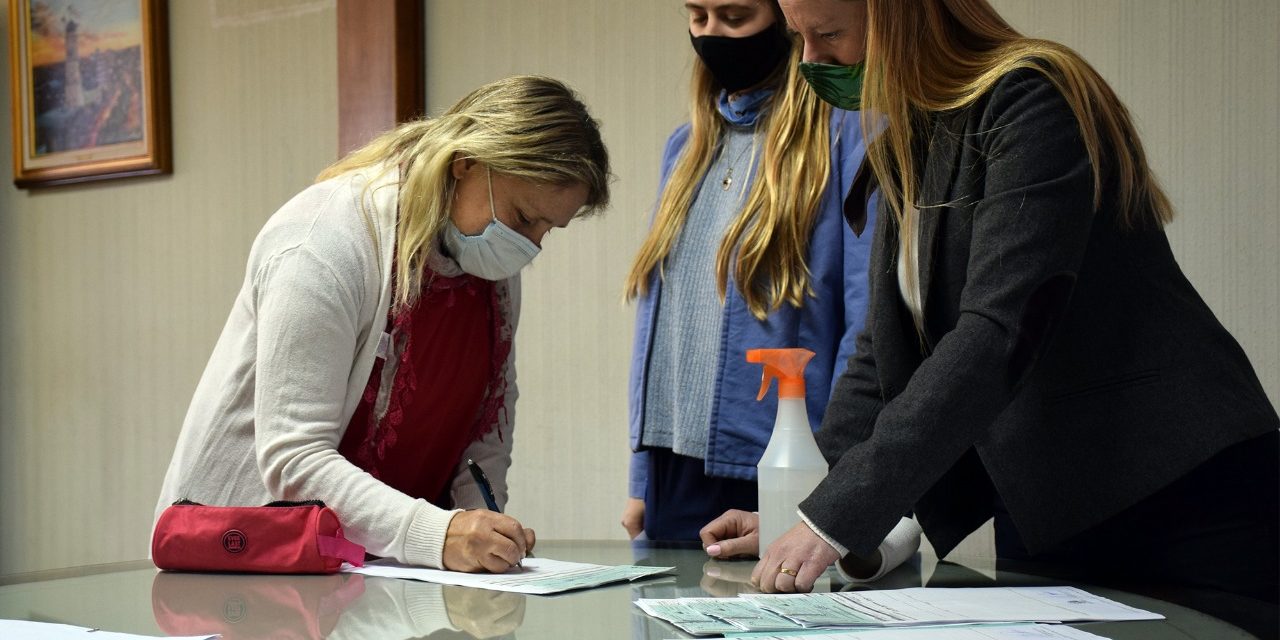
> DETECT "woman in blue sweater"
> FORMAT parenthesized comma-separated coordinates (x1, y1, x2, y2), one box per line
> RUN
(621, 1, 911, 577)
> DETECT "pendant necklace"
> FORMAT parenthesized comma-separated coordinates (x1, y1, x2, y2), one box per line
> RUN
(720, 140, 754, 191)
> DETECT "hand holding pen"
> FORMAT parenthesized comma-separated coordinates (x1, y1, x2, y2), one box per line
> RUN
(439, 459, 535, 573)
(467, 458, 535, 560)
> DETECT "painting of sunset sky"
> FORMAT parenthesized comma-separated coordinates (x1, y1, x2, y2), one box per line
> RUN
(23, 0, 145, 155)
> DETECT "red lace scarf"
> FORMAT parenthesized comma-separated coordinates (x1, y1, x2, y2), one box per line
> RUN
(338, 265, 512, 507)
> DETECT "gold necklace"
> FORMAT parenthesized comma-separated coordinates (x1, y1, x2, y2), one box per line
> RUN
(719, 140, 754, 191)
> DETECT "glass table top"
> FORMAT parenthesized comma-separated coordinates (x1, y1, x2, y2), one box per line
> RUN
(0, 541, 1265, 639)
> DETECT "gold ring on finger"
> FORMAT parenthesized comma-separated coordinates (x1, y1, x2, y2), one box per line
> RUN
(779, 566, 797, 576)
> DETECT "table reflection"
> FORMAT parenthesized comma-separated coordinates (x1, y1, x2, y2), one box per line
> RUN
(151, 571, 525, 639)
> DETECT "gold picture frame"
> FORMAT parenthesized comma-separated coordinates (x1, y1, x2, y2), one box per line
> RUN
(7, 0, 170, 188)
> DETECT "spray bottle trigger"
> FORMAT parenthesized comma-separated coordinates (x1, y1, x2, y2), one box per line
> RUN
(747, 348, 816, 401)
(757, 366, 780, 401)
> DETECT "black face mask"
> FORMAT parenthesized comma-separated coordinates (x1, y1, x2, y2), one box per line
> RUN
(689, 25, 791, 93)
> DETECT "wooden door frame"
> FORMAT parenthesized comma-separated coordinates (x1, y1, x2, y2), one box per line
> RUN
(336, 0, 424, 155)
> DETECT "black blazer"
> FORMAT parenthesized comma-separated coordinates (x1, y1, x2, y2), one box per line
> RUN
(802, 68, 1278, 558)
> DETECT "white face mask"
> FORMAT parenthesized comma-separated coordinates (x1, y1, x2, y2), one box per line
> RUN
(443, 167, 541, 281)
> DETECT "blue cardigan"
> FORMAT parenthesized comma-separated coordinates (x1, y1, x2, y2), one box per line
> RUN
(629, 109, 876, 498)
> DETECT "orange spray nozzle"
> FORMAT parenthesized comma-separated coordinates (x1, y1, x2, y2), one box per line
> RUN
(746, 348, 815, 401)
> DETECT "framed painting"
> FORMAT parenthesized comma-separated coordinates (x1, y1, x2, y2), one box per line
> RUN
(7, 0, 170, 188)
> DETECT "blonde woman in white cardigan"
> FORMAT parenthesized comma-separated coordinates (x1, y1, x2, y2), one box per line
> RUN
(156, 76, 610, 572)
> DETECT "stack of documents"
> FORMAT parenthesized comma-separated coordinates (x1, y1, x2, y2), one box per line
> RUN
(635, 586, 1161, 636)
(346, 556, 673, 594)
(713, 623, 1120, 639)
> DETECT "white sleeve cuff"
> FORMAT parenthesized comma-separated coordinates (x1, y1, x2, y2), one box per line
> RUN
(403, 503, 462, 569)
(837, 516, 922, 583)
(798, 509, 849, 556)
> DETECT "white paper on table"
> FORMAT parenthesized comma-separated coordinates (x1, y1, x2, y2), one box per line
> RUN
(344, 556, 673, 594)
(714, 622, 1112, 639)
(0, 619, 217, 639)
(745, 586, 1162, 627)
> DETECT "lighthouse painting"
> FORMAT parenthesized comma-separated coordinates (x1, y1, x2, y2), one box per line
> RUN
(8, 0, 171, 187)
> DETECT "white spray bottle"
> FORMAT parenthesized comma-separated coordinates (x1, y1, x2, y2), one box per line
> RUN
(750, 348, 828, 554)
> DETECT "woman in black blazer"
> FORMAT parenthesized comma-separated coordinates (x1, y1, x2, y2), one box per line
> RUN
(702, 0, 1279, 625)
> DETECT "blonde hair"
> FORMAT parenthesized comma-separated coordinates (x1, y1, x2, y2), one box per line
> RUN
(318, 75, 610, 311)
(861, 0, 1174, 324)
(624, 15, 834, 320)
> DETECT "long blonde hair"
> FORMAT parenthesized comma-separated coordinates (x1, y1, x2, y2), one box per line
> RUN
(318, 75, 611, 311)
(624, 12, 834, 320)
(862, 0, 1174, 312)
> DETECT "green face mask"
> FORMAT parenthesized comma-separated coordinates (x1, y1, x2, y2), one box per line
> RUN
(799, 61, 866, 111)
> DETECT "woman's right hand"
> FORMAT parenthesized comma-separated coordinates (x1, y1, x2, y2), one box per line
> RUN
(621, 498, 645, 539)
(442, 510, 532, 573)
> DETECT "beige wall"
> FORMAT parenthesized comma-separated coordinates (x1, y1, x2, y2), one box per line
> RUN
(0, 0, 1275, 574)
(0, 0, 338, 574)
(422, 0, 692, 545)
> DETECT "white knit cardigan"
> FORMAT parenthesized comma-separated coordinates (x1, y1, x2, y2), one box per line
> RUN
(155, 166, 519, 568)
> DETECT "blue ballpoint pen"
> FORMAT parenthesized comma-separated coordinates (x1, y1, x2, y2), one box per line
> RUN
(466, 458, 502, 512)
(466, 458, 527, 565)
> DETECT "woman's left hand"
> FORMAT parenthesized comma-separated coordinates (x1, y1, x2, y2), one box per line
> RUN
(751, 521, 841, 593)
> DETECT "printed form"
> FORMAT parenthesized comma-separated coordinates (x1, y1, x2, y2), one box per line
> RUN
(744, 586, 1161, 627)
(638, 597, 807, 635)
(716, 622, 1115, 639)
(345, 556, 673, 594)
(638, 586, 1160, 636)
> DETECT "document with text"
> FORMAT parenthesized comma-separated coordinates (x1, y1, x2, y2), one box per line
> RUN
(715, 622, 1114, 639)
(345, 556, 673, 595)
(743, 586, 1161, 627)
(638, 597, 806, 635)
(638, 586, 1160, 635)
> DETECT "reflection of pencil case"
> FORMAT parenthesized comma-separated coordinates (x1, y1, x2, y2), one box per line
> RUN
(151, 570, 366, 640)
(152, 500, 365, 574)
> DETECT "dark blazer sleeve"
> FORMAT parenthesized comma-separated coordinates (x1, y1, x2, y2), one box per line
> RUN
(801, 70, 1099, 557)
